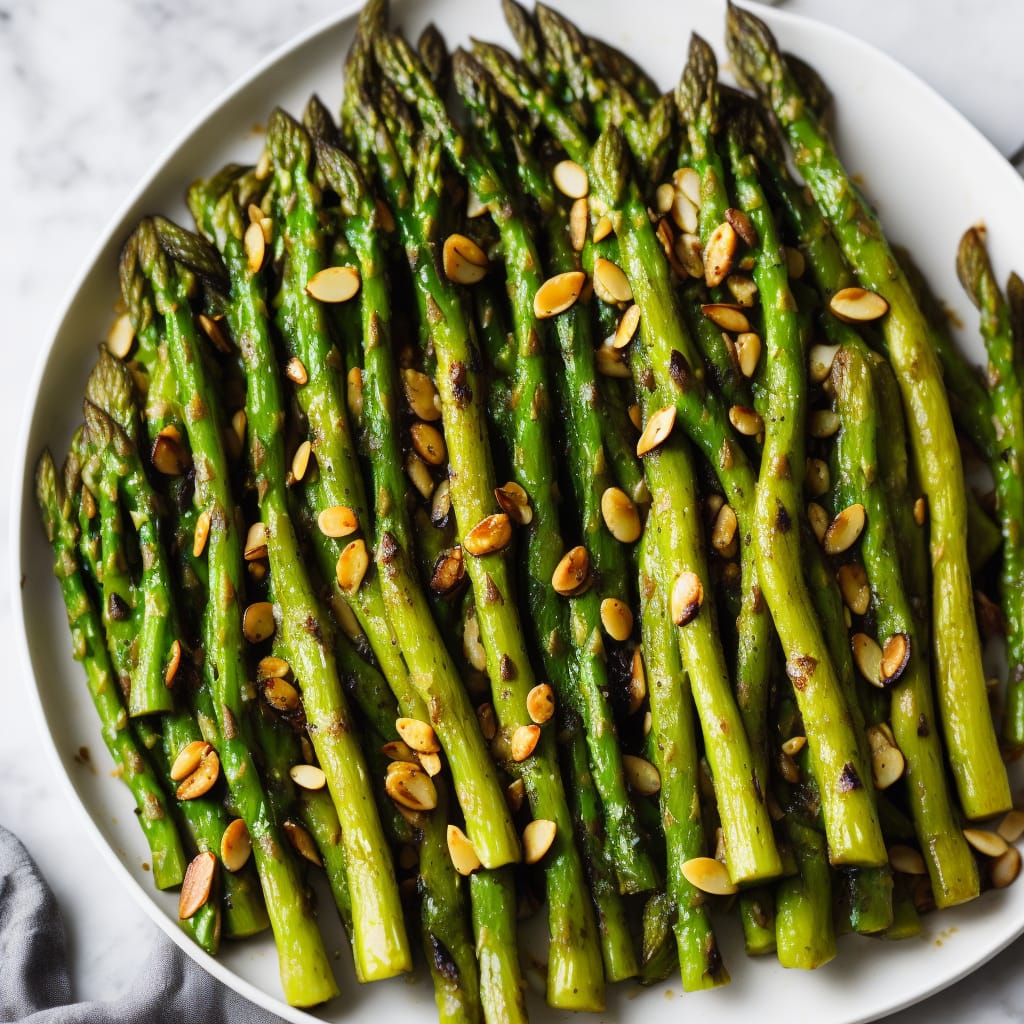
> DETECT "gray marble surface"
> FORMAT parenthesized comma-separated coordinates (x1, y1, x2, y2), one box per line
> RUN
(2, 0, 1023, 1021)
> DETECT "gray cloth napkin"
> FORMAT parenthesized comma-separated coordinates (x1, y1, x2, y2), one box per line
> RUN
(0, 825, 287, 1024)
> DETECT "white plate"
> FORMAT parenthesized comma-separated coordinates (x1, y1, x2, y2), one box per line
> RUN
(11, 1, 1024, 1022)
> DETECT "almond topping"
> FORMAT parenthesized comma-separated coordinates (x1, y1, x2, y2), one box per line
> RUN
(336, 539, 370, 593)
(623, 754, 661, 796)
(526, 683, 555, 725)
(385, 761, 438, 811)
(867, 724, 905, 789)
(808, 343, 840, 384)
(410, 422, 447, 466)
(830, 287, 889, 323)
(511, 724, 541, 762)
(711, 503, 739, 557)
(430, 546, 465, 595)
(463, 513, 513, 557)
(701, 302, 750, 333)
(290, 440, 313, 483)
(914, 497, 927, 526)
(998, 810, 1024, 843)
(318, 504, 359, 539)
(671, 571, 704, 627)
(704, 223, 738, 288)
(592, 215, 613, 243)
(569, 197, 588, 252)
(244, 221, 266, 273)
(674, 167, 701, 206)
(283, 820, 322, 866)
(963, 828, 1009, 858)
(595, 342, 631, 378)
(382, 740, 418, 764)
(837, 563, 870, 616)
(807, 502, 829, 543)
(290, 764, 327, 791)
(782, 735, 807, 756)
(401, 369, 441, 421)
(244, 521, 269, 561)
(476, 702, 497, 742)
(285, 357, 308, 386)
(347, 366, 363, 420)
(397, 717, 441, 754)
(671, 190, 699, 235)
(431, 478, 452, 526)
(306, 265, 361, 303)
(824, 503, 866, 554)
(171, 740, 210, 782)
(447, 824, 482, 875)
(552, 545, 590, 596)
(199, 313, 232, 354)
(628, 648, 647, 715)
(406, 453, 435, 500)
(612, 304, 642, 349)
(880, 632, 911, 685)
(809, 409, 841, 438)
(637, 404, 676, 456)
(552, 159, 589, 199)
(725, 274, 758, 307)
(785, 246, 806, 279)
(151, 426, 190, 476)
(681, 856, 737, 895)
(655, 183, 675, 215)
(593, 257, 633, 304)
(729, 404, 763, 437)
(600, 598, 634, 642)
(261, 675, 301, 714)
(889, 844, 927, 875)
(106, 313, 135, 359)
(534, 271, 586, 319)
(176, 746, 220, 801)
(164, 639, 182, 687)
(852, 632, 884, 688)
(443, 233, 489, 285)
(494, 481, 532, 525)
(220, 818, 252, 873)
(463, 610, 487, 672)
(242, 601, 275, 644)
(523, 819, 557, 864)
(179, 852, 217, 920)
(992, 846, 1022, 888)
(419, 752, 442, 777)
(805, 457, 831, 498)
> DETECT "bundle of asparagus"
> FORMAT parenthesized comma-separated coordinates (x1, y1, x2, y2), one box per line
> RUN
(36, 0, 1024, 1016)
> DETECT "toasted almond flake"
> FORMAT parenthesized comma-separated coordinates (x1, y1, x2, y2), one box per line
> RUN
(171, 740, 211, 782)
(534, 270, 586, 319)
(406, 452, 435, 500)
(681, 856, 737, 895)
(523, 818, 557, 864)
(244, 221, 266, 273)
(285, 357, 308, 386)
(808, 343, 840, 384)
(671, 570, 704, 627)
(511, 724, 541, 762)
(151, 426, 190, 476)
(731, 331, 760, 379)
(463, 609, 487, 672)
(506, 777, 526, 813)
(410, 421, 447, 466)
(637, 405, 676, 457)
(552, 545, 590, 596)
(785, 246, 806, 279)
(807, 501, 829, 543)
(401, 368, 442, 421)
(724, 207, 758, 248)
(290, 440, 313, 483)
(805, 457, 831, 498)
(889, 844, 927, 875)
(830, 287, 889, 323)
(628, 403, 643, 431)
(553, 159, 589, 199)
(290, 764, 327, 791)
(176, 747, 220, 801)
(164, 639, 182, 687)
(494, 481, 532, 525)
(476, 702, 497, 741)
(992, 845, 1022, 888)
(318, 504, 359, 539)
(464, 513, 513, 557)
(254, 149, 271, 180)
(728, 404, 763, 437)
(242, 601, 275, 644)
(569, 196, 588, 252)
(711, 504, 738, 557)
(466, 188, 487, 218)
(964, 828, 1009, 858)
(106, 313, 135, 359)
(655, 182, 676, 214)
(199, 313, 232, 355)
(430, 546, 465, 595)
(526, 683, 555, 725)
(778, 749, 800, 784)
(447, 824, 482, 875)
(671, 190, 699, 234)
(725, 274, 758, 307)
(443, 233, 489, 285)
(593, 257, 633, 304)
(231, 409, 247, 451)
(600, 598, 634, 641)
(595, 342, 631, 378)
(674, 167, 701, 206)
(431, 478, 452, 526)
(867, 724, 905, 789)
(346, 366, 363, 420)
(386, 761, 438, 811)
(824, 503, 866, 555)
(307, 265, 361, 303)
(397, 717, 441, 754)
(220, 818, 252, 873)
(284, 820, 322, 865)
(704, 223, 738, 288)
(612, 304, 642, 349)
(998, 809, 1024, 843)
(261, 675, 301, 714)
(628, 648, 647, 715)
(914, 497, 927, 526)
(702, 301, 749, 333)
(179, 851, 217, 920)
(383, 740, 418, 764)
(336, 539, 369, 593)
(623, 754, 660, 796)
(248, 561, 267, 582)
(673, 231, 703, 279)
(880, 632, 911, 684)
(782, 735, 807, 756)
(419, 751, 442, 777)
(244, 521, 269, 561)
(837, 563, 870, 616)
(852, 632, 884, 687)
(593, 215, 613, 243)
(809, 409, 841, 438)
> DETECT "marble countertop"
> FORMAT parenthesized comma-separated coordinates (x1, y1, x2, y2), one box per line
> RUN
(3, 1, 1023, 1021)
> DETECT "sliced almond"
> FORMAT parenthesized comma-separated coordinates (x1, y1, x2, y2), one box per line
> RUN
(612, 304, 642, 349)
(534, 270, 586, 319)
(704, 223, 738, 288)
(290, 440, 313, 484)
(244, 221, 266, 273)
(523, 818, 557, 864)
(992, 845, 1022, 888)
(476, 702, 497, 741)
(998, 809, 1024, 843)
(506, 777, 526, 814)
(711, 504, 738, 557)
(383, 740, 418, 764)
(733, 331, 761, 379)
(867, 724, 905, 790)
(702, 302, 750, 333)
(463, 610, 487, 672)
(964, 828, 1009, 858)
(809, 409, 841, 438)
(443, 233, 489, 285)
(914, 497, 927, 526)
(261, 675, 301, 714)
(655, 183, 676, 215)
(346, 366, 363, 420)
(402, 369, 441, 421)
(244, 521, 269, 561)
(336, 539, 369, 593)
(254, 149, 272, 181)
(889, 844, 927, 875)
(725, 274, 758, 307)
(552, 159, 589, 199)
(430, 546, 465, 595)
(176, 747, 221, 801)
(628, 647, 647, 715)
(290, 764, 327, 791)
(285, 357, 308, 386)
(410, 422, 447, 466)
(671, 190, 699, 235)
(220, 818, 252, 873)
(406, 452, 435, 500)
(824, 503, 866, 555)
(494, 481, 532, 525)
(628, 403, 643, 431)
(199, 313, 232, 355)
(306, 265, 361, 303)
(431, 478, 452, 526)
(880, 632, 911, 685)
(593, 258, 633, 305)
(808, 343, 840, 384)
(569, 197, 588, 252)
(242, 601, 275, 644)
(164, 639, 182, 687)
(397, 717, 441, 754)
(637, 405, 676, 457)
(593, 215, 613, 243)
(447, 824, 482, 875)
(171, 740, 211, 782)
(681, 856, 737, 895)
(600, 598, 634, 642)
(526, 684, 555, 725)
(805, 457, 831, 498)
(837, 563, 870, 616)
(830, 287, 889, 323)
(782, 735, 807, 757)
(807, 501, 829, 543)
(179, 851, 217, 920)
(151, 425, 190, 476)
(284, 820, 322, 866)
(511, 724, 541, 762)
(463, 513, 513, 557)
(595, 342, 631, 378)
(674, 167, 701, 206)
(419, 752, 442, 777)
(386, 761, 438, 811)
(106, 313, 135, 359)
(852, 632, 884, 687)
(676, 231, 705, 279)
(785, 246, 806, 279)
(728, 404, 763, 437)
(552, 545, 590, 596)
(623, 754, 661, 796)
(318, 504, 359, 538)
(671, 570, 704, 627)
(466, 188, 487, 218)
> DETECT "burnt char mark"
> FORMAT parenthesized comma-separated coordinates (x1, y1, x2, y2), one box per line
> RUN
(449, 361, 472, 408)
(774, 498, 791, 534)
(668, 349, 692, 392)
(785, 654, 816, 692)
(429, 933, 460, 983)
(500, 653, 515, 681)
(837, 762, 862, 792)
(378, 530, 399, 564)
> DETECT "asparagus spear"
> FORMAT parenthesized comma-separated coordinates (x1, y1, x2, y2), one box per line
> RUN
(727, 2, 1011, 818)
(130, 217, 338, 1006)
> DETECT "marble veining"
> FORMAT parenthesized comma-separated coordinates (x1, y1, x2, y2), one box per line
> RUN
(2, 1, 1022, 1020)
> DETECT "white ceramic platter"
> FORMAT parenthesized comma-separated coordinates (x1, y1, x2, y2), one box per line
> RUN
(12, 0, 1024, 1021)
